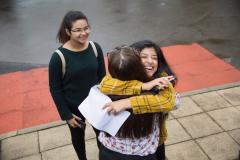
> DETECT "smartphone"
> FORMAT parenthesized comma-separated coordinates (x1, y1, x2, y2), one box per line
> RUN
(169, 76, 176, 82)
(76, 119, 86, 130)
(151, 86, 160, 94)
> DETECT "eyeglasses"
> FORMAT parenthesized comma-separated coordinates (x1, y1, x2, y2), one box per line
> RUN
(71, 26, 90, 33)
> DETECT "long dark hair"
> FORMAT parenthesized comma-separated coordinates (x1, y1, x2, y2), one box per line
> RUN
(57, 10, 89, 44)
(107, 46, 158, 138)
(130, 40, 177, 86)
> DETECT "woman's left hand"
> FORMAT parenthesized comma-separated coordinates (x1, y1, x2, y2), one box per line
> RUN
(103, 99, 131, 115)
(142, 76, 174, 91)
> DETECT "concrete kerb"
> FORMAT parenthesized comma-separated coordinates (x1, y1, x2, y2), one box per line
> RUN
(0, 121, 66, 141)
(180, 81, 240, 97)
(1, 82, 240, 141)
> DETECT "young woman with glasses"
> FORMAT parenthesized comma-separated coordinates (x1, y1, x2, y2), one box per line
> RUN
(49, 10, 106, 160)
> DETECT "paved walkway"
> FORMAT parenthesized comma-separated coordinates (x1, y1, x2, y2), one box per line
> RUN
(1, 43, 240, 134)
(1, 84, 240, 160)
(1, 43, 240, 160)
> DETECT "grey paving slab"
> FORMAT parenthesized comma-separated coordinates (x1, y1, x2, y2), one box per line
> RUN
(228, 129, 240, 145)
(196, 132, 240, 160)
(38, 122, 96, 152)
(86, 139, 99, 160)
(16, 154, 42, 160)
(39, 124, 71, 152)
(1, 132, 39, 160)
(235, 105, 240, 111)
(167, 112, 174, 120)
(166, 140, 209, 160)
(171, 97, 203, 118)
(42, 144, 78, 160)
(191, 91, 231, 111)
(85, 122, 97, 140)
(218, 87, 240, 105)
(208, 107, 240, 131)
(165, 119, 191, 145)
(178, 113, 222, 138)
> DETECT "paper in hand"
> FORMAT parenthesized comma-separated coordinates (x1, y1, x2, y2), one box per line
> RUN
(78, 86, 130, 136)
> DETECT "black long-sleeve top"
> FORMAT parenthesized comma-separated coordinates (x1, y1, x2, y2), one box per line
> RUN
(49, 42, 106, 120)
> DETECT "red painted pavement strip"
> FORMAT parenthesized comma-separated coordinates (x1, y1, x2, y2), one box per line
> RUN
(22, 88, 59, 128)
(0, 43, 239, 134)
(0, 111, 23, 134)
(0, 72, 23, 114)
(162, 43, 216, 66)
(162, 43, 240, 92)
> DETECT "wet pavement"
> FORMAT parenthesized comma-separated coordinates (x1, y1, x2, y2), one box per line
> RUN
(0, 1, 240, 159)
(0, 0, 240, 73)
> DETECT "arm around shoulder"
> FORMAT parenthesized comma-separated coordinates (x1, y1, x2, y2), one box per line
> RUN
(99, 75, 143, 95)
(130, 84, 176, 114)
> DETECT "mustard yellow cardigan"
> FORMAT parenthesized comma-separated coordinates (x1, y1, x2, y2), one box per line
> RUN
(99, 75, 176, 144)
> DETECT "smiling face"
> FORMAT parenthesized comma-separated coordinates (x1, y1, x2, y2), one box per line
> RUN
(68, 19, 90, 44)
(139, 47, 158, 78)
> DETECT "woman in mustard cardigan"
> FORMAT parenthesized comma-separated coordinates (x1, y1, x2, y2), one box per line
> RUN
(100, 40, 180, 160)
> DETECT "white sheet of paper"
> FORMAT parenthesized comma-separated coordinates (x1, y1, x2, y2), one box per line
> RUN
(78, 86, 130, 136)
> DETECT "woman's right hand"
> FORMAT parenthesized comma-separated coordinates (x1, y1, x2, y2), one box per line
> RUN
(67, 114, 82, 128)
(103, 99, 131, 115)
(141, 76, 175, 91)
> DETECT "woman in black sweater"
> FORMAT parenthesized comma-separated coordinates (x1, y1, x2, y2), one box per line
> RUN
(49, 11, 106, 160)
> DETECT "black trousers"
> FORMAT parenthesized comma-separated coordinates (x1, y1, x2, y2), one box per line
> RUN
(156, 143, 166, 160)
(99, 144, 157, 160)
(68, 123, 100, 160)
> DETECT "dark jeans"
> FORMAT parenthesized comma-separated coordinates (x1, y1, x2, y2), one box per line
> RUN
(156, 143, 166, 160)
(99, 144, 157, 160)
(68, 123, 100, 160)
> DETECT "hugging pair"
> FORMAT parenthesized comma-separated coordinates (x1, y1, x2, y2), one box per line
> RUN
(98, 40, 180, 160)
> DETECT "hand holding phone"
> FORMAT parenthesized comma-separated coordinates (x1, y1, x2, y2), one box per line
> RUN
(76, 119, 86, 130)
(150, 75, 176, 94)
(168, 76, 176, 82)
(67, 114, 86, 130)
